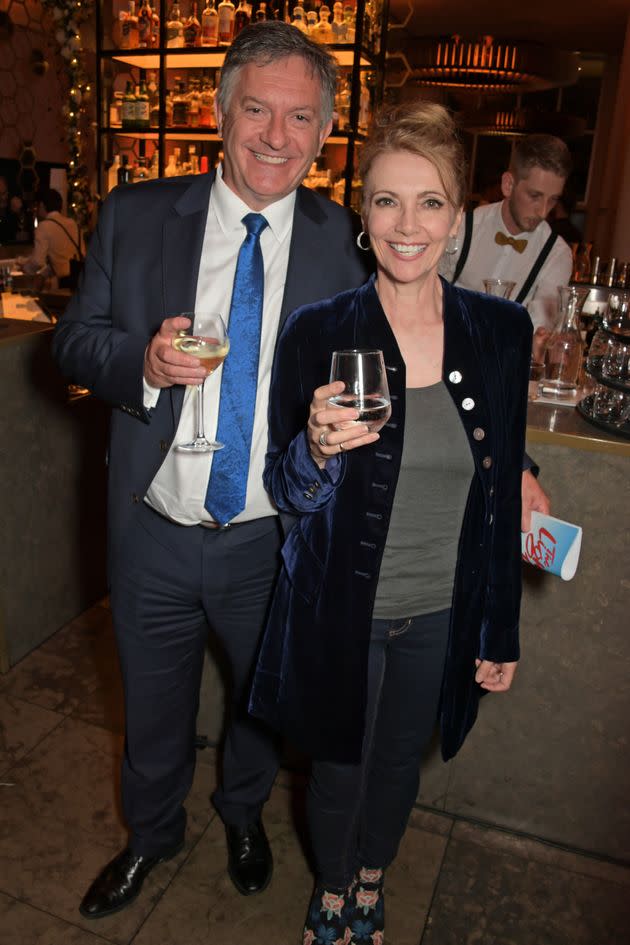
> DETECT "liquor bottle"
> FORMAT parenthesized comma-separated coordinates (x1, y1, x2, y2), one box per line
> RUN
(117, 154, 134, 185)
(187, 76, 201, 126)
(115, 8, 129, 47)
(589, 255, 601, 285)
(201, 0, 219, 44)
(166, 1, 185, 46)
(171, 77, 190, 125)
(233, 0, 250, 36)
(109, 90, 123, 127)
(335, 75, 350, 131)
(331, 1, 346, 41)
(217, 0, 235, 44)
(574, 242, 592, 282)
(604, 257, 618, 287)
(135, 156, 150, 181)
(147, 71, 160, 126)
(108, 154, 121, 193)
(362, 0, 373, 51)
(255, 1, 267, 21)
(135, 80, 150, 129)
(616, 262, 629, 289)
(315, 5, 333, 43)
(342, 1, 355, 43)
(164, 152, 179, 177)
(305, 10, 317, 34)
(184, 2, 202, 46)
(199, 74, 215, 126)
(358, 71, 371, 134)
(137, 0, 153, 47)
(291, 5, 308, 32)
(189, 144, 200, 174)
(121, 80, 137, 129)
(122, 1, 140, 48)
(151, 3, 161, 46)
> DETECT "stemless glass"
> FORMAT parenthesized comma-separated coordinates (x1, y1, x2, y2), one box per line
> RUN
(328, 349, 391, 433)
(173, 311, 230, 453)
(483, 278, 516, 299)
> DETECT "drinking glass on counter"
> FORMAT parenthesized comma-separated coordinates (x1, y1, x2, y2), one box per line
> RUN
(173, 311, 230, 452)
(482, 278, 516, 299)
(328, 349, 391, 433)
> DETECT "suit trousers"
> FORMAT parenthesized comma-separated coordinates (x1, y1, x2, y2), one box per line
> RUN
(109, 501, 282, 856)
(307, 608, 451, 888)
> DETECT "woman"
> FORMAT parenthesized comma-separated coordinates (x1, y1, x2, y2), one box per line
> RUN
(250, 102, 532, 944)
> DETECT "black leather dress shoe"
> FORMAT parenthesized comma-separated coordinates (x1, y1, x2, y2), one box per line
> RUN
(226, 819, 273, 895)
(79, 844, 182, 919)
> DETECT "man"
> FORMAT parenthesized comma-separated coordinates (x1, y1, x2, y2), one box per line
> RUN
(53, 22, 370, 920)
(442, 134, 573, 331)
(18, 188, 84, 288)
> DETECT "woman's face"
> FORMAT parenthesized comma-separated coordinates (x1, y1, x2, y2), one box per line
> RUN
(363, 150, 461, 288)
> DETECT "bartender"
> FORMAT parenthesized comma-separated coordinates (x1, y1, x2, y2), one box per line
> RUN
(441, 134, 573, 331)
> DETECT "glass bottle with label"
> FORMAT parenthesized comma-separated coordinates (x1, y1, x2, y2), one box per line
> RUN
(315, 5, 333, 43)
(199, 75, 215, 126)
(331, 2, 346, 41)
(171, 77, 190, 126)
(189, 144, 200, 174)
(201, 0, 219, 44)
(166, 1, 185, 46)
(137, 0, 153, 47)
(342, 1, 355, 43)
(358, 71, 371, 134)
(164, 152, 179, 177)
(122, 1, 140, 48)
(233, 0, 250, 35)
(291, 5, 307, 32)
(117, 154, 134, 185)
(184, 2, 202, 46)
(147, 71, 160, 127)
(218, 0, 235, 44)
(135, 156, 150, 181)
(187, 76, 201, 127)
(135, 80, 150, 129)
(305, 9, 317, 34)
(121, 81, 137, 130)
(335, 74, 350, 131)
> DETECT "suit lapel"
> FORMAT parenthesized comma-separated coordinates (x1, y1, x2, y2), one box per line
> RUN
(280, 187, 331, 326)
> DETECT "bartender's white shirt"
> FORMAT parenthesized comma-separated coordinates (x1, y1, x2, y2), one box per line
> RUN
(439, 201, 572, 330)
(145, 166, 295, 525)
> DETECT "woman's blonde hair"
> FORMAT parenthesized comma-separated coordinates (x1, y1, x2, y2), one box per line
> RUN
(359, 101, 467, 210)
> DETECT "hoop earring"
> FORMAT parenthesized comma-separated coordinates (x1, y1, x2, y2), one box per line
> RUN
(445, 234, 460, 255)
(356, 230, 371, 252)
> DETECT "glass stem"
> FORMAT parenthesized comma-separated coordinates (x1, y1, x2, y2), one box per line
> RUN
(195, 381, 206, 441)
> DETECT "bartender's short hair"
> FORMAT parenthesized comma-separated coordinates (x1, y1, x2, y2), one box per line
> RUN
(510, 135, 572, 181)
(359, 101, 467, 210)
(216, 20, 337, 127)
(38, 188, 63, 213)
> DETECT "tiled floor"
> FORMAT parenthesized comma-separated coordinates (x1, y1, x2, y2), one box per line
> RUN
(1, 601, 629, 945)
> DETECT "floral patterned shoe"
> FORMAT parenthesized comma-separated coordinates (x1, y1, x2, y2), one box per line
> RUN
(303, 884, 354, 945)
(347, 867, 385, 944)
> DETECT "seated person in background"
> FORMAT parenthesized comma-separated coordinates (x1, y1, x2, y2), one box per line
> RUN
(250, 102, 531, 945)
(440, 134, 573, 332)
(9, 195, 33, 244)
(17, 188, 83, 288)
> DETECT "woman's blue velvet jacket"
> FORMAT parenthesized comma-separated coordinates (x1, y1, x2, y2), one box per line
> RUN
(250, 276, 532, 764)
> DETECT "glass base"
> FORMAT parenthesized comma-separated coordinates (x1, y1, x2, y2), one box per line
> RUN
(539, 381, 578, 396)
(175, 438, 224, 453)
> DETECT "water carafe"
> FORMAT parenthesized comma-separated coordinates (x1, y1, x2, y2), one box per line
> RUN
(543, 285, 590, 394)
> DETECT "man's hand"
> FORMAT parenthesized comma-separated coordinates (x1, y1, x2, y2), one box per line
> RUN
(521, 468, 550, 532)
(143, 316, 209, 389)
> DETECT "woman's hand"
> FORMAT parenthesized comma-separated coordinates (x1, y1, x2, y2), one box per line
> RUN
(308, 381, 380, 469)
(474, 659, 518, 692)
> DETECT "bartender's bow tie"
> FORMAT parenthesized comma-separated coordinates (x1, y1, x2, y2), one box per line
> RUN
(495, 231, 527, 253)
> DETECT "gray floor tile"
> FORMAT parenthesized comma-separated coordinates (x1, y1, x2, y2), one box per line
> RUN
(423, 822, 630, 945)
(0, 891, 109, 945)
(0, 692, 63, 777)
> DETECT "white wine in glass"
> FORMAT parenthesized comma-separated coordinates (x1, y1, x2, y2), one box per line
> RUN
(173, 311, 230, 452)
(328, 349, 391, 433)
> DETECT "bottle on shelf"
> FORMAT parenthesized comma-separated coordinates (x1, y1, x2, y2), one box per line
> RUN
(164, 152, 179, 177)
(151, 2, 161, 46)
(255, 1, 267, 22)
(135, 156, 151, 181)
(589, 255, 602, 285)
(166, 1, 185, 46)
(135, 80, 151, 129)
(199, 74, 215, 126)
(362, 0, 373, 51)
(342, 1, 355, 43)
(121, 80, 137, 129)
(171, 77, 190, 126)
(189, 144, 200, 174)
(121, 1, 139, 48)
(147, 70, 160, 126)
(108, 154, 121, 193)
(109, 90, 124, 127)
(185, 2, 202, 46)
(233, 0, 250, 35)
(217, 0, 235, 45)
(315, 5, 333, 43)
(137, 0, 154, 47)
(201, 0, 219, 44)
(331, 1, 347, 41)
(117, 154, 134, 185)
(616, 262, 629, 289)
(335, 74, 350, 131)
(291, 5, 308, 32)
(187, 76, 201, 127)
(305, 9, 317, 34)
(604, 258, 618, 287)
(358, 71, 371, 134)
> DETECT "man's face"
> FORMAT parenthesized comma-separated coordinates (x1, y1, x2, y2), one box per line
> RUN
(501, 166, 566, 235)
(215, 55, 332, 211)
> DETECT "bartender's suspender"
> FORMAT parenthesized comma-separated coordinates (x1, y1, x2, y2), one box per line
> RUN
(451, 209, 559, 304)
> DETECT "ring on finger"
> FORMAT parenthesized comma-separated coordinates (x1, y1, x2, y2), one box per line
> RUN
(318, 431, 328, 447)
(339, 442, 345, 453)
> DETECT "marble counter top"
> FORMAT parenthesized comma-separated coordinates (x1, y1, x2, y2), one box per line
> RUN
(527, 400, 630, 457)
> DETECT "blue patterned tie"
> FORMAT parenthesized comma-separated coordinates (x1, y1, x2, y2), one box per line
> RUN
(204, 213, 268, 525)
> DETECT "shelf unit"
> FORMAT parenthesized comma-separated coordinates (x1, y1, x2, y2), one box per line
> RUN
(96, 1, 389, 208)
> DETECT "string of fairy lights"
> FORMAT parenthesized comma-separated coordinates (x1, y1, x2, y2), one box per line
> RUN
(42, 0, 94, 230)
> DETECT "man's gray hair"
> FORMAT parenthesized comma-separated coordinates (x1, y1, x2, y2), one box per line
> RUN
(216, 21, 337, 126)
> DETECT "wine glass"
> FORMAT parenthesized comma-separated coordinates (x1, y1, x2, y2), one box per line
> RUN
(328, 349, 391, 433)
(482, 278, 516, 299)
(173, 311, 230, 452)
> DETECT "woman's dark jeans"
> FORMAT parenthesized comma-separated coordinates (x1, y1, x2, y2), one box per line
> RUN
(307, 608, 451, 888)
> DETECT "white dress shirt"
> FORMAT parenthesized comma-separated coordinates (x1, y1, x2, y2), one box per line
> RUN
(145, 166, 296, 525)
(22, 211, 84, 285)
(440, 201, 572, 330)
